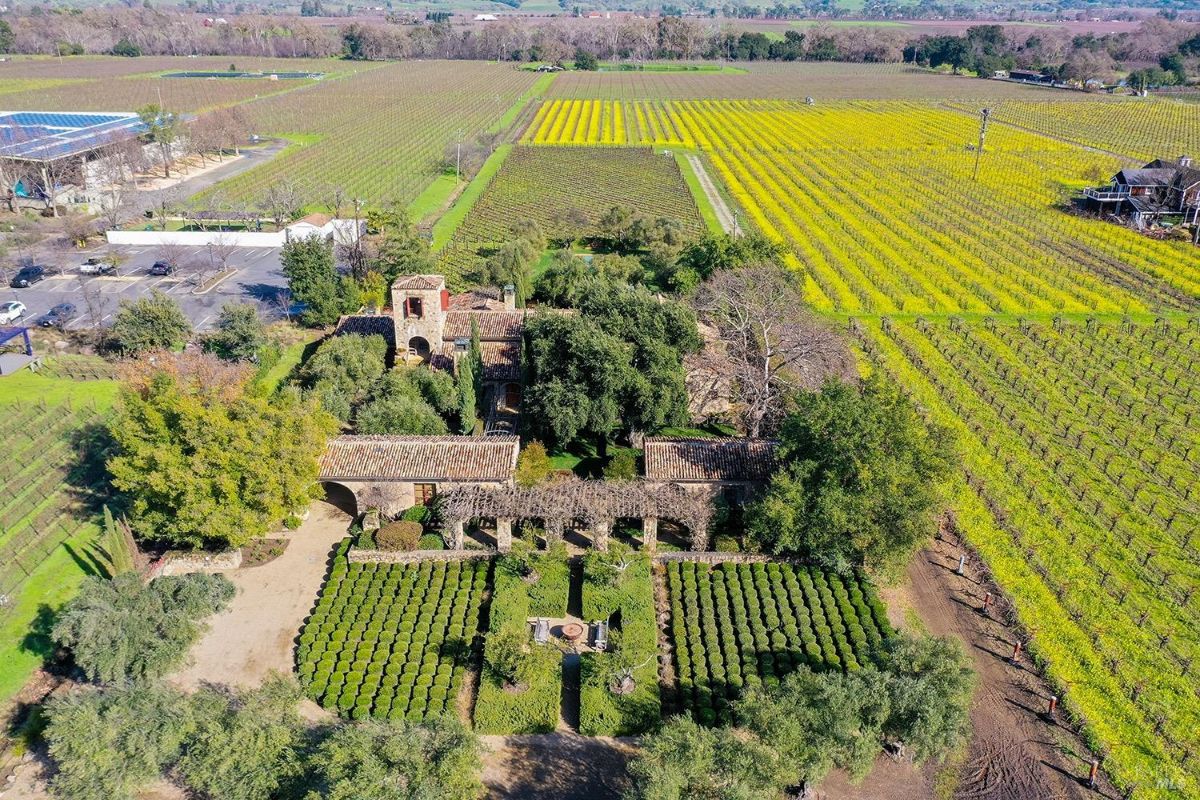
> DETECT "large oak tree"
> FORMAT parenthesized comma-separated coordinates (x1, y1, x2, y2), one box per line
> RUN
(107, 353, 337, 550)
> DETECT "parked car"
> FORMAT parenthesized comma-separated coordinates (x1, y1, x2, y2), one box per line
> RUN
(0, 301, 26, 324)
(10, 265, 45, 288)
(148, 260, 174, 276)
(37, 303, 76, 328)
(79, 256, 114, 275)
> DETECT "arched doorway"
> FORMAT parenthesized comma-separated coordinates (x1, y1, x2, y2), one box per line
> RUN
(501, 382, 521, 413)
(322, 481, 357, 516)
(408, 336, 431, 363)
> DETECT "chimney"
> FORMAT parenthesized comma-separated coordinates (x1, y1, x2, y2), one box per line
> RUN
(1181, 155, 1193, 168)
(502, 283, 516, 310)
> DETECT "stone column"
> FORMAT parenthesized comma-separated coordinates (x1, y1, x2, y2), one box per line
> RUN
(643, 516, 658, 552)
(447, 519, 465, 550)
(496, 518, 513, 553)
(593, 520, 611, 552)
(690, 521, 709, 553)
(544, 519, 564, 547)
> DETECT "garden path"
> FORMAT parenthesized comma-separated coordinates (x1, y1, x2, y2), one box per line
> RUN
(169, 500, 349, 698)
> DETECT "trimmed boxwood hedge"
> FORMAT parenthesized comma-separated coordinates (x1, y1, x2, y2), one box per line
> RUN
(473, 547, 569, 734)
(665, 561, 893, 727)
(578, 552, 660, 736)
(296, 539, 488, 722)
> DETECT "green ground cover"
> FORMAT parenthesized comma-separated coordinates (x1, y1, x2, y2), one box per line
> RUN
(579, 551, 660, 736)
(297, 541, 488, 721)
(474, 548, 568, 734)
(666, 561, 892, 727)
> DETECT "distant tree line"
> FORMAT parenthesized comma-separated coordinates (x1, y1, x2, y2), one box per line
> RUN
(907, 18, 1200, 84)
(3, 7, 1196, 78)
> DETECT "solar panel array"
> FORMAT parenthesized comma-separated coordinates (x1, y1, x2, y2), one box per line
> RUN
(0, 111, 147, 162)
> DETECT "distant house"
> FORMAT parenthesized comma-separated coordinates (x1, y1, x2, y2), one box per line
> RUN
(473, 13, 498, 20)
(1084, 156, 1200, 226)
(1007, 69, 1053, 85)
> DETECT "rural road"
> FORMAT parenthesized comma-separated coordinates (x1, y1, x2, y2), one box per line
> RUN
(687, 153, 741, 235)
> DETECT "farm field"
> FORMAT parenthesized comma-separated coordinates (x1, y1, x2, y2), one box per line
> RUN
(857, 317, 1200, 799)
(437, 145, 705, 278)
(543, 61, 1083, 101)
(511, 75, 1200, 796)
(296, 545, 488, 722)
(202, 61, 541, 210)
(0, 55, 342, 80)
(524, 99, 1200, 314)
(0, 61, 342, 114)
(948, 98, 1200, 162)
(665, 561, 892, 727)
(0, 363, 118, 705)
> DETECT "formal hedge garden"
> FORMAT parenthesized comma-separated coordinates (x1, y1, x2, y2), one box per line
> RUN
(579, 551, 661, 736)
(296, 541, 488, 722)
(473, 546, 569, 734)
(666, 561, 892, 726)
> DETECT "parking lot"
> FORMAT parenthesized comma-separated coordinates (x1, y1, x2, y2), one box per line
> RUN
(2, 244, 288, 333)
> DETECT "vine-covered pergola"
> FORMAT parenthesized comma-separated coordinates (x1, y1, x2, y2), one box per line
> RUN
(439, 478, 715, 552)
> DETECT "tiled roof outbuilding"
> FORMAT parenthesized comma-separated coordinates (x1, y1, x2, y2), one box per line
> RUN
(320, 435, 519, 482)
(643, 437, 778, 483)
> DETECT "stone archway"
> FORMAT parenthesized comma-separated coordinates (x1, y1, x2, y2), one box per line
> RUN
(407, 336, 431, 363)
(322, 481, 358, 516)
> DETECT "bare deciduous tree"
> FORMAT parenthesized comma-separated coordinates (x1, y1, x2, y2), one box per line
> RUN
(205, 234, 238, 278)
(262, 182, 301, 230)
(692, 263, 856, 438)
(76, 275, 112, 329)
(154, 241, 189, 273)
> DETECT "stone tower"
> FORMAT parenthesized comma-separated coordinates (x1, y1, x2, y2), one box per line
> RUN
(391, 275, 449, 362)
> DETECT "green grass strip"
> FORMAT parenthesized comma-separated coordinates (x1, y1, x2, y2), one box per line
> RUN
(672, 149, 724, 236)
(430, 143, 513, 252)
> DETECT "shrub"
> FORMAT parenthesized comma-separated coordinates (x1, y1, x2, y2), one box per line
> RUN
(52, 572, 235, 684)
(376, 521, 423, 552)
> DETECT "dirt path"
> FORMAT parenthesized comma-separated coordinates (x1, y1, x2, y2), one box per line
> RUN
(169, 501, 349, 692)
(892, 531, 1119, 800)
(480, 734, 638, 800)
(687, 153, 741, 235)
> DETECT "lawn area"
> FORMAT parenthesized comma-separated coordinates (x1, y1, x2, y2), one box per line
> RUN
(0, 361, 119, 708)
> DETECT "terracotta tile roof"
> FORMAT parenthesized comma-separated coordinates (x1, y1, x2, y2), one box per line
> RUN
(295, 212, 332, 227)
(448, 290, 508, 311)
(392, 274, 445, 290)
(333, 315, 395, 348)
(320, 435, 519, 482)
(643, 437, 777, 483)
(443, 310, 525, 341)
(436, 341, 520, 381)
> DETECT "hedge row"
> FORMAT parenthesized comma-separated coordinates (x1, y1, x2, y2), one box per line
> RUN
(579, 553, 661, 736)
(473, 548, 569, 734)
(296, 540, 487, 722)
(666, 561, 893, 726)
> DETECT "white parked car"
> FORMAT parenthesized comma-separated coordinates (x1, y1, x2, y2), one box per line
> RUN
(79, 257, 114, 275)
(0, 301, 27, 324)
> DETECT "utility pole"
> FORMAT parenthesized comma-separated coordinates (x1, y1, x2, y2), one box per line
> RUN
(972, 107, 991, 182)
(456, 142, 461, 184)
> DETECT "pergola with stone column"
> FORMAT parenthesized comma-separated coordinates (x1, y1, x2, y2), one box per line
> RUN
(438, 478, 715, 552)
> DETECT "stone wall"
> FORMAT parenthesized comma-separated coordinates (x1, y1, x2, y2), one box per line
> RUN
(347, 547, 495, 564)
(156, 549, 243, 576)
(652, 551, 782, 565)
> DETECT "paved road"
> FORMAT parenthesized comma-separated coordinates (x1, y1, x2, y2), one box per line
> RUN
(2, 243, 287, 332)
